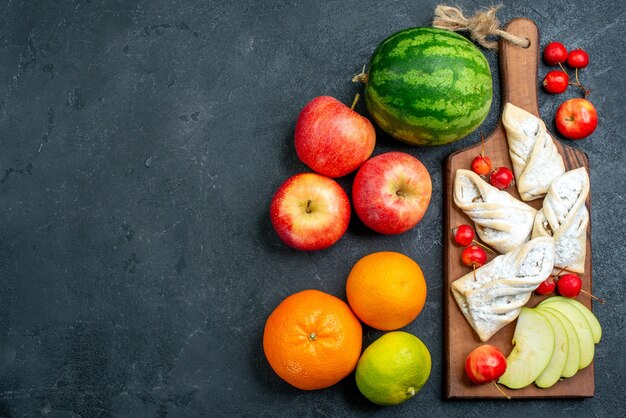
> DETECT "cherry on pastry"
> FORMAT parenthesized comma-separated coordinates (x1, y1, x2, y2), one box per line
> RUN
(490, 167, 514, 190)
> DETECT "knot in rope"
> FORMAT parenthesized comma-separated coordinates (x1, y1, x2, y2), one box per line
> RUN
(433, 5, 530, 50)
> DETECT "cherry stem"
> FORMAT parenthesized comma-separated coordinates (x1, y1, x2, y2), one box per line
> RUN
(556, 265, 569, 275)
(552, 267, 604, 303)
(492, 381, 511, 400)
(480, 132, 485, 157)
(565, 68, 591, 99)
(305, 200, 312, 214)
(551, 265, 570, 281)
(581, 289, 606, 304)
(558, 63, 591, 98)
(350, 93, 360, 110)
(473, 265, 477, 281)
(556, 266, 578, 275)
(568, 81, 591, 99)
(472, 239, 495, 254)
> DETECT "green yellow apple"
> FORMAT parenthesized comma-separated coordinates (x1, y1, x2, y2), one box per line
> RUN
(539, 296, 601, 343)
(498, 308, 554, 389)
(533, 309, 568, 388)
(536, 307, 580, 378)
(539, 302, 594, 370)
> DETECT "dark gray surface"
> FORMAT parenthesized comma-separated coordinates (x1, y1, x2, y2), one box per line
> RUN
(1, 0, 624, 416)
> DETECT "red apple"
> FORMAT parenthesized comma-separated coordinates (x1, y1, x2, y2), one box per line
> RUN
(295, 96, 376, 178)
(555, 98, 598, 140)
(465, 345, 507, 384)
(270, 173, 350, 251)
(352, 152, 432, 235)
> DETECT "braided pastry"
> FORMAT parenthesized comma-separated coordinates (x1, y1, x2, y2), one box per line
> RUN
(502, 103, 565, 201)
(452, 237, 556, 341)
(454, 169, 537, 254)
(532, 167, 589, 273)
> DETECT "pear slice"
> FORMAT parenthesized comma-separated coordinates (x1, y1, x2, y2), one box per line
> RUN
(540, 302, 594, 370)
(536, 307, 580, 378)
(539, 296, 602, 343)
(533, 309, 568, 388)
(498, 307, 554, 389)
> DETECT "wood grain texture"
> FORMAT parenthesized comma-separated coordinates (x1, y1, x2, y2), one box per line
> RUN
(444, 18, 594, 399)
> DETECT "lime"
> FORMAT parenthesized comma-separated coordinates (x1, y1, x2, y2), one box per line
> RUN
(355, 331, 431, 406)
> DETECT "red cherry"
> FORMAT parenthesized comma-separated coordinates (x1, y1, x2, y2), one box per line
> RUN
(567, 49, 589, 69)
(542, 71, 569, 94)
(461, 245, 487, 268)
(535, 276, 556, 295)
(453, 224, 475, 247)
(543, 42, 568, 66)
(490, 167, 514, 190)
(465, 345, 507, 385)
(557, 274, 582, 298)
(471, 155, 492, 176)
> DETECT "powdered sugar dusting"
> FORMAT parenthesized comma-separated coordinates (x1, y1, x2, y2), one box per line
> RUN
(451, 237, 556, 341)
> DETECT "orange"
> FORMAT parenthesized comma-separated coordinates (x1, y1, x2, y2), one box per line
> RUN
(346, 252, 426, 330)
(263, 289, 363, 390)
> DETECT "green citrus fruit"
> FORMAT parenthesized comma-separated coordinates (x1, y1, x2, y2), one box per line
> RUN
(355, 331, 431, 406)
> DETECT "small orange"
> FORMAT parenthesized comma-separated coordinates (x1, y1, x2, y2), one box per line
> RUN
(346, 252, 426, 330)
(263, 289, 362, 390)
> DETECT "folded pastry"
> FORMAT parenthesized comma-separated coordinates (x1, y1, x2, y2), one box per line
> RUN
(532, 167, 589, 273)
(454, 169, 537, 254)
(502, 103, 565, 201)
(452, 237, 556, 341)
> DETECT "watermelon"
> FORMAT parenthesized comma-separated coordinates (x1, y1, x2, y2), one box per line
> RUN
(363, 27, 492, 146)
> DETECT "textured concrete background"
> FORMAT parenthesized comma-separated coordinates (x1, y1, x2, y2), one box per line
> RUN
(0, 0, 624, 416)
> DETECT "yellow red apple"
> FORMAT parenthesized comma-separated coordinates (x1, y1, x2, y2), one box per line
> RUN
(555, 98, 598, 140)
(295, 96, 376, 178)
(352, 152, 432, 235)
(270, 172, 350, 251)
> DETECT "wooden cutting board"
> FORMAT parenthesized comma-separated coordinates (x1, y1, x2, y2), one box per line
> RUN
(444, 18, 594, 399)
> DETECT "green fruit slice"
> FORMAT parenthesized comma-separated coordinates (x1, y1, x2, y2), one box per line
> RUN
(535, 307, 580, 378)
(539, 296, 601, 343)
(533, 309, 568, 388)
(498, 307, 554, 389)
(355, 331, 431, 406)
(540, 302, 594, 370)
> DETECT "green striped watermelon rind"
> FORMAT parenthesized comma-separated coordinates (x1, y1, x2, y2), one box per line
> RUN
(364, 27, 493, 146)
